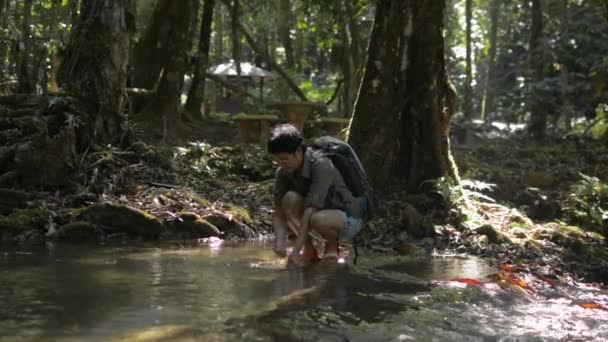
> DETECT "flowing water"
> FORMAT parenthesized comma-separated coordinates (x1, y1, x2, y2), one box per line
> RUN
(0, 240, 607, 341)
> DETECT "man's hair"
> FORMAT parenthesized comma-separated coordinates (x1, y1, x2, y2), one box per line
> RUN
(267, 124, 304, 154)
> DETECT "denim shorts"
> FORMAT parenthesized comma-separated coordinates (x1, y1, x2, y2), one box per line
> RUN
(338, 211, 363, 242)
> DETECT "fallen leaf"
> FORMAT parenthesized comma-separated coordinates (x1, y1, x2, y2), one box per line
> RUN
(579, 302, 606, 310)
(451, 278, 485, 287)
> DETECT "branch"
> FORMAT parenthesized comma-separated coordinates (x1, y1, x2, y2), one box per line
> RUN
(325, 78, 344, 106)
(220, 0, 308, 102)
(203, 72, 261, 101)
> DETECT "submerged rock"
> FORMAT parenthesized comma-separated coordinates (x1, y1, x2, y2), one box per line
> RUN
(56, 221, 105, 241)
(78, 203, 165, 237)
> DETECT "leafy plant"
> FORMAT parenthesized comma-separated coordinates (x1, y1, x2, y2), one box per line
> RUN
(425, 177, 496, 230)
(565, 173, 608, 230)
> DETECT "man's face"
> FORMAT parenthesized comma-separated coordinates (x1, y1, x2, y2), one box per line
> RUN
(271, 150, 302, 174)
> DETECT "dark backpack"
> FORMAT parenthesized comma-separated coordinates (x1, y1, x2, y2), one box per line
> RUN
(310, 136, 376, 222)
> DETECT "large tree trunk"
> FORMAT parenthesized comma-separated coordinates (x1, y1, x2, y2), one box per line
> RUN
(348, 0, 459, 191)
(480, 0, 499, 120)
(0, 0, 9, 83)
(185, 0, 216, 117)
(133, 0, 192, 117)
(17, 0, 35, 93)
(69, 0, 79, 26)
(58, 0, 136, 147)
(189, 0, 200, 53)
(528, 0, 546, 140)
(215, 3, 224, 64)
(231, 0, 243, 94)
(139, 1, 191, 133)
(463, 0, 472, 119)
(278, 0, 295, 69)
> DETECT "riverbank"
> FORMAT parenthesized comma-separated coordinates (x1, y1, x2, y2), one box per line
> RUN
(1, 106, 607, 290)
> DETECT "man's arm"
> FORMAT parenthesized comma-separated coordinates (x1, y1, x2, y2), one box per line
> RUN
(289, 207, 317, 263)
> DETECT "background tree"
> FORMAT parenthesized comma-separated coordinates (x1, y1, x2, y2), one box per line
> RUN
(348, 0, 459, 191)
(480, 0, 499, 120)
(185, 0, 216, 117)
(58, 0, 136, 146)
(463, 0, 472, 120)
(528, 0, 545, 140)
(17, 0, 34, 93)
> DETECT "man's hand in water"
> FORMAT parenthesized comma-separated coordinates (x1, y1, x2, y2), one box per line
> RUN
(287, 250, 303, 267)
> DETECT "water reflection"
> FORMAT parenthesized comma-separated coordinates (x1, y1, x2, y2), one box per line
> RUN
(0, 243, 606, 341)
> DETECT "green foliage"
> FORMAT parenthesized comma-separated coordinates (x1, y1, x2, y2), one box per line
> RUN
(565, 173, 608, 231)
(427, 177, 496, 210)
(425, 177, 496, 230)
(298, 79, 334, 102)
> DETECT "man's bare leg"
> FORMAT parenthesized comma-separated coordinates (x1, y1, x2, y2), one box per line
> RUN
(309, 210, 346, 256)
(281, 191, 318, 261)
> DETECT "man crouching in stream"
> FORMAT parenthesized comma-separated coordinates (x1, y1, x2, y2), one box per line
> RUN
(268, 124, 366, 267)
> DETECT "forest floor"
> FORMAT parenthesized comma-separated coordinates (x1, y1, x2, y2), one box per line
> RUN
(1, 108, 607, 296)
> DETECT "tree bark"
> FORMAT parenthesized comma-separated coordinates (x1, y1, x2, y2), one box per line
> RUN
(189, 0, 200, 53)
(133, 0, 192, 116)
(17, 0, 35, 93)
(480, 0, 499, 120)
(58, 0, 136, 147)
(231, 0, 242, 94)
(185, 0, 216, 116)
(215, 3, 224, 64)
(528, 0, 546, 140)
(278, 0, 295, 69)
(0, 0, 9, 82)
(463, 0, 472, 119)
(139, 1, 192, 129)
(69, 0, 79, 27)
(348, 0, 458, 191)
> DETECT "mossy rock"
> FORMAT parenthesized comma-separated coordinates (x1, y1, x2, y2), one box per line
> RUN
(0, 145, 15, 172)
(57, 221, 105, 241)
(507, 209, 534, 228)
(474, 224, 512, 244)
(0, 171, 16, 188)
(0, 207, 49, 239)
(78, 203, 165, 237)
(203, 212, 256, 239)
(172, 212, 221, 238)
(0, 188, 33, 214)
(14, 127, 76, 187)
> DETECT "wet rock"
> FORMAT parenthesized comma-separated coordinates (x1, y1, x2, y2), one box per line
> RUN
(474, 224, 511, 244)
(0, 171, 16, 188)
(203, 212, 255, 239)
(507, 209, 534, 228)
(0, 188, 33, 214)
(475, 234, 489, 248)
(0, 207, 49, 240)
(78, 203, 165, 237)
(172, 212, 221, 238)
(400, 204, 424, 238)
(0, 145, 15, 172)
(510, 227, 529, 239)
(57, 221, 105, 241)
(65, 193, 99, 207)
(394, 243, 420, 255)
